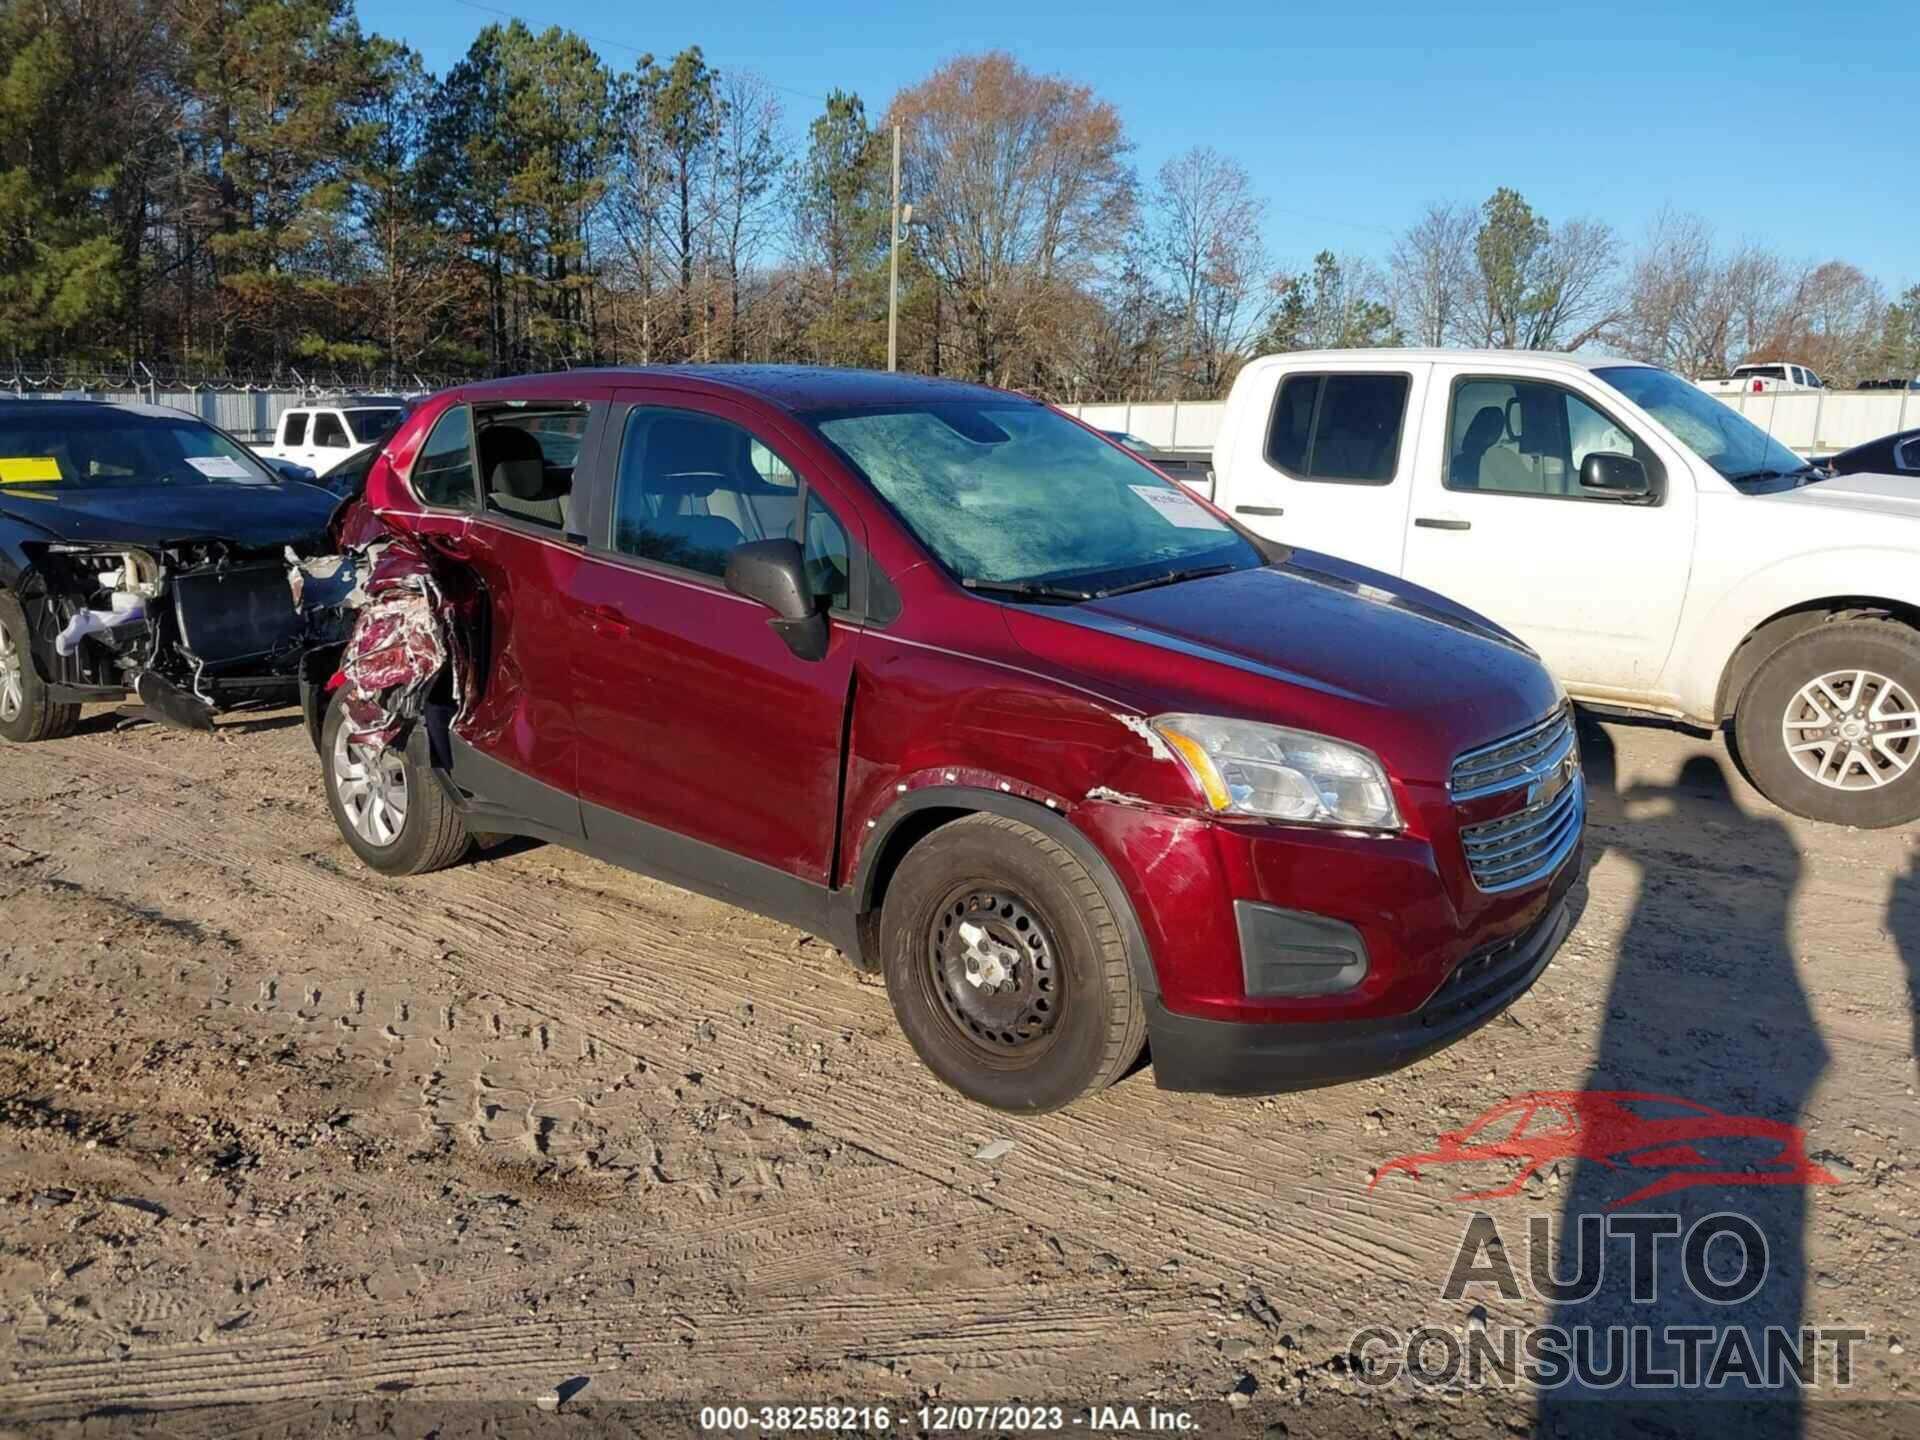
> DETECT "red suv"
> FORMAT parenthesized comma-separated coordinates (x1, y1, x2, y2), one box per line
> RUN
(311, 367, 1583, 1111)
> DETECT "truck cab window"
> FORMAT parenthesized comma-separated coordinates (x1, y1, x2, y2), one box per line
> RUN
(314, 412, 349, 449)
(283, 412, 308, 447)
(1263, 373, 1409, 484)
(1446, 379, 1658, 501)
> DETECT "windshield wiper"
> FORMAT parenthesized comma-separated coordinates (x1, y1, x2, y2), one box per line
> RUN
(1093, 563, 1239, 598)
(1727, 465, 1816, 485)
(960, 577, 1093, 603)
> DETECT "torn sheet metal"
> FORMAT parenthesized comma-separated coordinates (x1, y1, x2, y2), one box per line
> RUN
(337, 541, 457, 751)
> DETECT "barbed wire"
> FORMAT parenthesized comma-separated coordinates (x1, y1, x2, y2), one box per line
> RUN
(1, 359, 492, 396)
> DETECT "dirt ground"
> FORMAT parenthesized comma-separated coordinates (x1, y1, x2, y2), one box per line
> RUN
(0, 705, 1913, 1437)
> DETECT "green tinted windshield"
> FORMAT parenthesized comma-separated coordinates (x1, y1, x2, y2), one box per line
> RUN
(809, 401, 1258, 592)
(0, 408, 275, 489)
(1593, 365, 1808, 484)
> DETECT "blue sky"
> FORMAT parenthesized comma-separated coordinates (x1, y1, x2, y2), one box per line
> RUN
(362, 0, 1918, 294)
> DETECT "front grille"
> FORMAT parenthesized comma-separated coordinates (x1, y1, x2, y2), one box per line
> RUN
(1449, 704, 1575, 800)
(1452, 706, 1584, 892)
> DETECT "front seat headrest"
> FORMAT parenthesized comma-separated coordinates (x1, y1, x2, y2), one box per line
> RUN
(479, 424, 563, 501)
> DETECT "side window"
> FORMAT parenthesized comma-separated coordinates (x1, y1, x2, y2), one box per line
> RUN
(1446, 379, 1658, 501)
(411, 405, 479, 511)
(1264, 376, 1316, 474)
(1898, 436, 1920, 471)
(1263, 373, 1408, 484)
(475, 407, 588, 532)
(283, 412, 308, 447)
(802, 491, 853, 612)
(613, 408, 799, 579)
(313, 412, 349, 449)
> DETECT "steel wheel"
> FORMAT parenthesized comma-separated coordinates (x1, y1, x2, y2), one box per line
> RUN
(0, 619, 22, 724)
(1780, 668, 1920, 792)
(927, 885, 1063, 1057)
(331, 724, 411, 847)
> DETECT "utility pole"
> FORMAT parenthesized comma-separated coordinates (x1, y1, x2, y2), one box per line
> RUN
(887, 125, 902, 372)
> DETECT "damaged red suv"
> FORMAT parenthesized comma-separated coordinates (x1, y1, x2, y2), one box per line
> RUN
(310, 368, 1583, 1111)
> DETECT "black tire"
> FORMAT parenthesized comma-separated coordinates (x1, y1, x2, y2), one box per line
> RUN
(320, 689, 472, 875)
(1733, 619, 1920, 829)
(879, 813, 1147, 1111)
(0, 590, 80, 744)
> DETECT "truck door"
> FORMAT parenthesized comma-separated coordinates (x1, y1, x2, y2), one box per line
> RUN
(310, 410, 354, 472)
(1400, 364, 1696, 693)
(1214, 363, 1423, 576)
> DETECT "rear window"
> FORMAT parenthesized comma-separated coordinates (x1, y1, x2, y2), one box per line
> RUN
(1263, 373, 1410, 484)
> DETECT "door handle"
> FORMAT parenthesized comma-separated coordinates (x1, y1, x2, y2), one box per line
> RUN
(586, 603, 634, 636)
(1235, 504, 1285, 516)
(1414, 516, 1472, 531)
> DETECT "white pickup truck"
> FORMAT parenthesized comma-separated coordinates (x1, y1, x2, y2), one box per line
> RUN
(255, 398, 407, 474)
(1697, 361, 1825, 396)
(1210, 349, 1920, 828)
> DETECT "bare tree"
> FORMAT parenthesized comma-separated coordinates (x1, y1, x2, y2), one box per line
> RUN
(705, 71, 785, 361)
(887, 52, 1134, 387)
(1151, 146, 1267, 394)
(1387, 200, 1476, 347)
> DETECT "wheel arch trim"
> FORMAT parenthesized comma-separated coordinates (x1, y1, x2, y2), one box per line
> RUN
(848, 785, 1161, 997)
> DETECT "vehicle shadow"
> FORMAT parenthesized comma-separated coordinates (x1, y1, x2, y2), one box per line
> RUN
(1540, 723, 1826, 1437)
(1893, 851, 1920, 1074)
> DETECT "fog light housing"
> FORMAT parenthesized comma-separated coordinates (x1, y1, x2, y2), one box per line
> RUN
(1236, 902, 1369, 997)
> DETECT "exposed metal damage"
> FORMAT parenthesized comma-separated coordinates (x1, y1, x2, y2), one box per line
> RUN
(23, 535, 356, 732)
(330, 539, 460, 752)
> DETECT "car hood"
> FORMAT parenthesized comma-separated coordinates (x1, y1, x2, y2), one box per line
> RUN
(1772, 470, 1920, 519)
(1003, 551, 1564, 781)
(0, 480, 340, 549)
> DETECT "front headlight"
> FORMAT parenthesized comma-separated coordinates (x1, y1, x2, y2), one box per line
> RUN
(1152, 713, 1401, 830)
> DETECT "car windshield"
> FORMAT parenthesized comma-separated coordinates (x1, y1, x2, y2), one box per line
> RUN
(344, 407, 405, 444)
(1594, 365, 1811, 486)
(809, 401, 1260, 596)
(0, 408, 276, 489)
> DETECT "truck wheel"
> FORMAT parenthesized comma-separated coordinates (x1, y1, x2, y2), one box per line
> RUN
(321, 690, 472, 874)
(1734, 620, 1920, 828)
(0, 591, 80, 744)
(879, 813, 1147, 1111)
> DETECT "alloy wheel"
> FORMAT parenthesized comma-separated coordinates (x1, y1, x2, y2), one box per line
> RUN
(0, 620, 23, 724)
(331, 725, 411, 846)
(1780, 668, 1920, 791)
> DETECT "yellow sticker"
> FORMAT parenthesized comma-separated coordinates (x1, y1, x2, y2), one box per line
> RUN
(0, 457, 62, 484)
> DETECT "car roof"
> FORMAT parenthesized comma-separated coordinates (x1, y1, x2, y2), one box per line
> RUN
(1240, 348, 1651, 374)
(454, 365, 1028, 412)
(0, 399, 210, 421)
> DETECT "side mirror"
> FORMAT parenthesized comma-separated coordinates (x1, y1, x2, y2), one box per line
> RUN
(725, 538, 829, 661)
(1579, 452, 1654, 501)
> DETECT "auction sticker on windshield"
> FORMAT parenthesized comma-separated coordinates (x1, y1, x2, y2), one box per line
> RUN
(186, 455, 259, 479)
(1128, 483, 1225, 529)
(0, 457, 61, 484)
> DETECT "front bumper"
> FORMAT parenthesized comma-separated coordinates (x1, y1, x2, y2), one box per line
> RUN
(1146, 883, 1574, 1095)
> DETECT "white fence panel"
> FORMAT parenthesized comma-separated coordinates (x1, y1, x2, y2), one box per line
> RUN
(1063, 401, 1224, 451)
